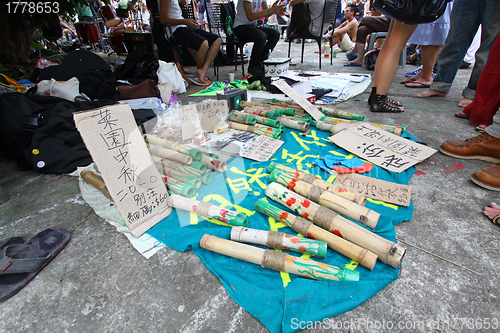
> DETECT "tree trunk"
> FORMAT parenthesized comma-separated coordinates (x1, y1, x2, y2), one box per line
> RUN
(0, 5, 34, 65)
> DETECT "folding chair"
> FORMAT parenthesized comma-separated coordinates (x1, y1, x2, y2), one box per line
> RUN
(287, 0, 339, 69)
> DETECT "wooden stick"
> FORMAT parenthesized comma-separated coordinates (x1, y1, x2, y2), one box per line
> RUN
(161, 176, 197, 197)
(396, 238, 482, 276)
(266, 183, 405, 269)
(168, 193, 249, 226)
(144, 134, 202, 160)
(231, 226, 328, 258)
(147, 144, 193, 165)
(155, 162, 202, 189)
(200, 234, 359, 281)
(255, 199, 378, 270)
(151, 156, 212, 184)
(81, 169, 113, 201)
(321, 107, 365, 121)
(229, 121, 284, 139)
(270, 170, 379, 229)
(268, 163, 366, 205)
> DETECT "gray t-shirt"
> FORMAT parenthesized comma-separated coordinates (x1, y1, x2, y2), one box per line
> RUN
(306, 0, 325, 36)
(234, 0, 264, 28)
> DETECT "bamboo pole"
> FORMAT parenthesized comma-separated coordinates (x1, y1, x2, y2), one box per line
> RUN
(265, 183, 405, 269)
(199, 154, 227, 173)
(152, 156, 212, 184)
(230, 226, 328, 258)
(229, 121, 284, 139)
(155, 163, 202, 189)
(330, 122, 405, 136)
(200, 234, 359, 281)
(243, 107, 280, 119)
(147, 144, 194, 165)
(240, 100, 290, 111)
(227, 112, 257, 125)
(268, 163, 366, 205)
(255, 199, 378, 270)
(276, 117, 310, 132)
(321, 107, 365, 121)
(81, 169, 113, 201)
(270, 170, 379, 229)
(168, 193, 249, 226)
(161, 176, 197, 197)
(233, 111, 281, 128)
(314, 121, 334, 131)
(144, 134, 202, 160)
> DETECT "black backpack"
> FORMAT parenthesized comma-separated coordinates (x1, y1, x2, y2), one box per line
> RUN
(289, 3, 312, 37)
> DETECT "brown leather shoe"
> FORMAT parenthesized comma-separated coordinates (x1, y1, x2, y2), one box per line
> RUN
(440, 131, 500, 163)
(471, 164, 500, 191)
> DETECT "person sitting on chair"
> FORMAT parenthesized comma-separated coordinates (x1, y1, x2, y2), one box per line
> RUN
(232, 0, 286, 76)
(288, 0, 325, 38)
(159, 0, 222, 85)
(317, 4, 358, 54)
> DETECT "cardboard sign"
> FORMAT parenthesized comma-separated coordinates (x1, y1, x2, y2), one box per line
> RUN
(329, 124, 437, 173)
(271, 79, 324, 121)
(179, 104, 199, 140)
(334, 173, 412, 206)
(196, 100, 229, 132)
(240, 135, 284, 162)
(74, 104, 172, 237)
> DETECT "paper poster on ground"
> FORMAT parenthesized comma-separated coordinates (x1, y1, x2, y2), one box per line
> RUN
(240, 135, 284, 162)
(74, 104, 172, 237)
(329, 123, 436, 173)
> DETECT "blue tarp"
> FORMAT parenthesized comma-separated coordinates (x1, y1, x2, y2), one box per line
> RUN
(147, 128, 415, 333)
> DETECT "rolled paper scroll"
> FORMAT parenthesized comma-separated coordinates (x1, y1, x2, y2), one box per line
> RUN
(161, 176, 197, 197)
(255, 199, 377, 270)
(270, 170, 380, 229)
(227, 112, 257, 125)
(321, 107, 365, 121)
(265, 183, 406, 269)
(200, 234, 359, 281)
(152, 156, 212, 185)
(144, 134, 202, 160)
(147, 144, 194, 165)
(168, 194, 249, 226)
(229, 121, 284, 140)
(81, 169, 113, 201)
(155, 163, 202, 189)
(231, 226, 328, 258)
(268, 163, 366, 205)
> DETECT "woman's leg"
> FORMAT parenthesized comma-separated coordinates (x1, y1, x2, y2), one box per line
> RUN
(405, 45, 442, 86)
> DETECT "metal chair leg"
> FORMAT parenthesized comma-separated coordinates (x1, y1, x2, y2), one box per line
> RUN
(301, 39, 305, 63)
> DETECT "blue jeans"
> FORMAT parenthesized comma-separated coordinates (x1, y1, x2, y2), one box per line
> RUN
(430, 0, 500, 99)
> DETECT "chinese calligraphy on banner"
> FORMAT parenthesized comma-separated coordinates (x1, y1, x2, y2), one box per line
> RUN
(74, 104, 172, 237)
(329, 123, 437, 173)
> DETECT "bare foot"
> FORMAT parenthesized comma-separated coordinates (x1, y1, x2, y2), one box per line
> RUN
(315, 49, 324, 54)
(196, 69, 211, 84)
(458, 97, 473, 108)
(418, 89, 446, 98)
(477, 124, 490, 131)
(484, 202, 500, 226)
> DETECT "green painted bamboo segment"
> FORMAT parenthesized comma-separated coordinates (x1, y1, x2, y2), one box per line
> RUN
(200, 234, 359, 281)
(320, 116, 352, 125)
(229, 121, 284, 139)
(255, 199, 378, 270)
(191, 161, 208, 172)
(231, 226, 327, 258)
(282, 108, 295, 116)
(321, 108, 364, 121)
(199, 154, 227, 173)
(161, 176, 196, 197)
(265, 183, 406, 269)
(234, 111, 281, 128)
(144, 134, 202, 160)
(168, 194, 249, 227)
(270, 170, 379, 229)
(277, 117, 310, 132)
(227, 112, 257, 125)
(153, 156, 208, 180)
(243, 107, 279, 119)
(156, 162, 202, 189)
(268, 163, 366, 205)
(282, 113, 313, 121)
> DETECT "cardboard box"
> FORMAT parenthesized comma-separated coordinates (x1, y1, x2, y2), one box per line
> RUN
(263, 58, 291, 77)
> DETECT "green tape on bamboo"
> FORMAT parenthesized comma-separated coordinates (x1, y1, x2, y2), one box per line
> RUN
(191, 161, 208, 172)
(185, 178, 202, 190)
(272, 109, 283, 117)
(283, 108, 295, 116)
(200, 172, 213, 185)
(268, 162, 277, 173)
(231, 213, 250, 227)
(187, 149, 202, 161)
(269, 170, 280, 183)
(312, 120, 318, 127)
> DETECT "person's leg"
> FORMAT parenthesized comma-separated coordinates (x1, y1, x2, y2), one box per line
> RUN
(419, 0, 481, 99)
(405, 45, 442, 87)
(483, 202, 500, 226)
(234, 25, 267, 75)
(257, 26, 280, 61)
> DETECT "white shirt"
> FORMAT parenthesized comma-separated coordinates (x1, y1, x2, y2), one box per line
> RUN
(234, 0, 264, 28)
(158, 0, 186, 32)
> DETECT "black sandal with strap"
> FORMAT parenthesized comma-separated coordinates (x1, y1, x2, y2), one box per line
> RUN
(367, 87, 402, 107)
(492, 214, 500, 226)
(370, 93, 404, 113)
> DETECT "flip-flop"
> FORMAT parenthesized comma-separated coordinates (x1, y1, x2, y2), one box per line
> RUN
(400, 78, 416, 84)
(405, 81, 431, 88)
(346, 50, 358, 57)
(0, 237, 26, 255)
(454, 112, 470, 119)
(187, 77, 210, 86)
(344, 61, 361, 67)
(0, 228, 70, 301)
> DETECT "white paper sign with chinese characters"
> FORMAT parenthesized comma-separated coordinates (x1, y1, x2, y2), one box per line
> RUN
(74, 104, 172, 237)
(196, 100, 229, 132)
(240, 135, 284, 162)
(334, 173, 412, 206)
(329, 123, 437, 173)
(179, 104, 199, 140)
(271, 79, 324, 121)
